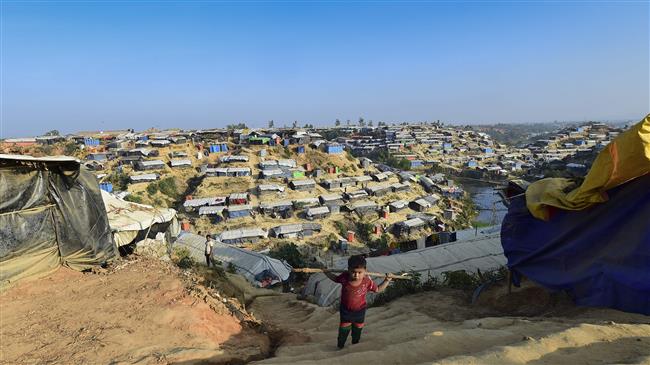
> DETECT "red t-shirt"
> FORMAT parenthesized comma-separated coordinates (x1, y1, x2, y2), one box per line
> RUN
(335, 272, 378, 311)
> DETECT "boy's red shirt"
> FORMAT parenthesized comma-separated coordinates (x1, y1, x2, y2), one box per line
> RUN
(335, 272, 378, 311)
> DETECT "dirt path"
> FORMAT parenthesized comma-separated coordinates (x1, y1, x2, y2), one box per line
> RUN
(248, 288, 650, 365)
(0, 258, 270, 365)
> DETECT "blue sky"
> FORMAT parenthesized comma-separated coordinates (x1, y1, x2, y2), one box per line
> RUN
(1, 1, 648, 138)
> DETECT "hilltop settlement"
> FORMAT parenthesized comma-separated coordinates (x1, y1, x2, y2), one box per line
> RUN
(2, 117, 648, 365)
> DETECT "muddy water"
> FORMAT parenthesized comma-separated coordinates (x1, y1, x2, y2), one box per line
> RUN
(461, 183, 508, 225)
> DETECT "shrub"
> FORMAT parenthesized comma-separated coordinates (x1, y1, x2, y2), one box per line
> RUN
(173, 247, 196, 269)
(335, 221, 348, 237)
(269, 243, 306, 269)
(355, 221, 373, 242)
(227, 262, 237, 274)
(124, 194, 143, 204)
(146, 183, 159, 195)
(369, 234, 390, 250)
(158, 177, 177, 198)
(371, 272, 438, 307)
(442, 270, 481, 290)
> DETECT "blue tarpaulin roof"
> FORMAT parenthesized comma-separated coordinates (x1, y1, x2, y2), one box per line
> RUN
(501, 173, 650, 315)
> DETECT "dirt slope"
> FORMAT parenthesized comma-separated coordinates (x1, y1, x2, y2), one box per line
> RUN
(0, 258, 270, 365)
(249, 288, 650, 365)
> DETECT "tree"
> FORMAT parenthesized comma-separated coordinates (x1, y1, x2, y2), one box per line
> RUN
(293, 120, 298, 128)
(358, 117, 365, 127)
(335, 119, 341, 127)
(368, 120, 373, 127)
(268, 120, 274, 128)
(346, 119, 351, 126)
(44, 129, 60, 136)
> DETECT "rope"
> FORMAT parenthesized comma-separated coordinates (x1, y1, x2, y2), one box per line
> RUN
(0, 204, 56, 217)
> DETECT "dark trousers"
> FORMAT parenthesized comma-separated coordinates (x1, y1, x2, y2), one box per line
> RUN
(338, 306, 366, 348)
(205, 254, 211, 267)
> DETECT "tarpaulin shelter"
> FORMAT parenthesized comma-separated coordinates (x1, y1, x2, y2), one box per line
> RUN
(303, 231, 505, 307)
(174, 232, 291, 287)
(0, 154, 116, 288)
(502, 173, 650, 315)
(502, 115, 650, 315)
(101, 190, 179, 247)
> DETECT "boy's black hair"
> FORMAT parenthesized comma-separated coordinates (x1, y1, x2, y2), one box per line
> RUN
(348, 255, 367, 270)
(206, 234, 211, 239)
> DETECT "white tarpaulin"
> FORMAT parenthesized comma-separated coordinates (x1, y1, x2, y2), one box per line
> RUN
(303, 228, 506, 307)
(175, 232, 292, 287)
(101, 190, 179, 246)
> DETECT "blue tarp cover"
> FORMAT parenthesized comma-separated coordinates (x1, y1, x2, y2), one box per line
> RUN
(501, 173, 650, 315)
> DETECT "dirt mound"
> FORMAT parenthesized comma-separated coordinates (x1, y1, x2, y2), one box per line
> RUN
(0, 257, 270, 365)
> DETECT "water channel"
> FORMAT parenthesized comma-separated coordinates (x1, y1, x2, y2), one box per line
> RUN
(460, 182, 508, 225)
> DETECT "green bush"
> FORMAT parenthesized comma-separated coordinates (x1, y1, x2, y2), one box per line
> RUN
(146, 183, 159, 195)
(124, 194, 143, 204)
(442, 270, 481, 290)
(355, 222, 373, 242)
(335, 221, 348, 237)
(158, 177, 177, 198)
(173, 247, 196, 269)
(371, 272, 438, 307)
(227, 262, 237, 274)
(369, 234, 390, 250)
(270, 243, 306, 268)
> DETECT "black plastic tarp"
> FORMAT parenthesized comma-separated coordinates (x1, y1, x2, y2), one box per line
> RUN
(0, 155, 116, 287)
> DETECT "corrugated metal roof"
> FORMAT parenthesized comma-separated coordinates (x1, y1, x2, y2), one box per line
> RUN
(139, 159, 165, 166)
(227, 204, 252, 212)
(183, 197, 227, 208)
(198, 206, 226, 215)
(291, 179, 315, 186)
(170, 159, 192, 166)
(260, 201, 293, 209)
(401, 217, 426, 228)
(258, 184, 285, 191)
(220, 227, 267, 240)
(307, 206, 330, 215)
(320, 194, 342, 201)
(349, 200, 378, 210)
(130, 173, 159, 181)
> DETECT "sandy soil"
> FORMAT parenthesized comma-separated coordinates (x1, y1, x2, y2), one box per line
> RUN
(249, 283, 650, 365)
(0, 258, 270, 365)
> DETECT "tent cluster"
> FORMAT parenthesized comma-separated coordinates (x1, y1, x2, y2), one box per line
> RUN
(175, 232, 292, 287)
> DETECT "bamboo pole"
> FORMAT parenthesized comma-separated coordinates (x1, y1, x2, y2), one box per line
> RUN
(293, 268, 412, 280)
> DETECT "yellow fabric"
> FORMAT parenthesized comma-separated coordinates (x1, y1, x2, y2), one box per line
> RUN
(527, 114, 650, 220)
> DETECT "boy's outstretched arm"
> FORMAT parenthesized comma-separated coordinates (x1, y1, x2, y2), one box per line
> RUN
(377, 274, 393, 292)
(324, 270, 340, 282)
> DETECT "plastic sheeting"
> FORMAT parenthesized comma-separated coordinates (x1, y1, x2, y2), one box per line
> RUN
(101, 190, 179, 247)
(303, 232, 506, 307)
(0, 155, 116, 288)
(174, 232, 292, 287)
(526, 114, 650, 220)
(502, 172, 650, 315)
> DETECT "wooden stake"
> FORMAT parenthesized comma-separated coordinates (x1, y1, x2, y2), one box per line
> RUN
(293, 268, 412, 280)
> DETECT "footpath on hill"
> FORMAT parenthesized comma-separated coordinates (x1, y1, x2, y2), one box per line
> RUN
(248, 283, 650, 365)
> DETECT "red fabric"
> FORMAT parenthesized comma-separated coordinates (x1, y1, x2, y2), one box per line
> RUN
(335, 272, 378, 311)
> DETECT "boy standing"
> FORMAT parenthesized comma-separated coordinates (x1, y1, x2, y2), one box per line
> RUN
(204, 234, 214, 267)
(325, 255, 392, 349)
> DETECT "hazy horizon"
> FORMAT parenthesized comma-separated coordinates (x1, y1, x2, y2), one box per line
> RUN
(1, 1, 648, 138)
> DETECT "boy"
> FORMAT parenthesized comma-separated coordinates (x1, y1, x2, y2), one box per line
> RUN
(325, 255, 392, 349)
(204, 234, 214, 267)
